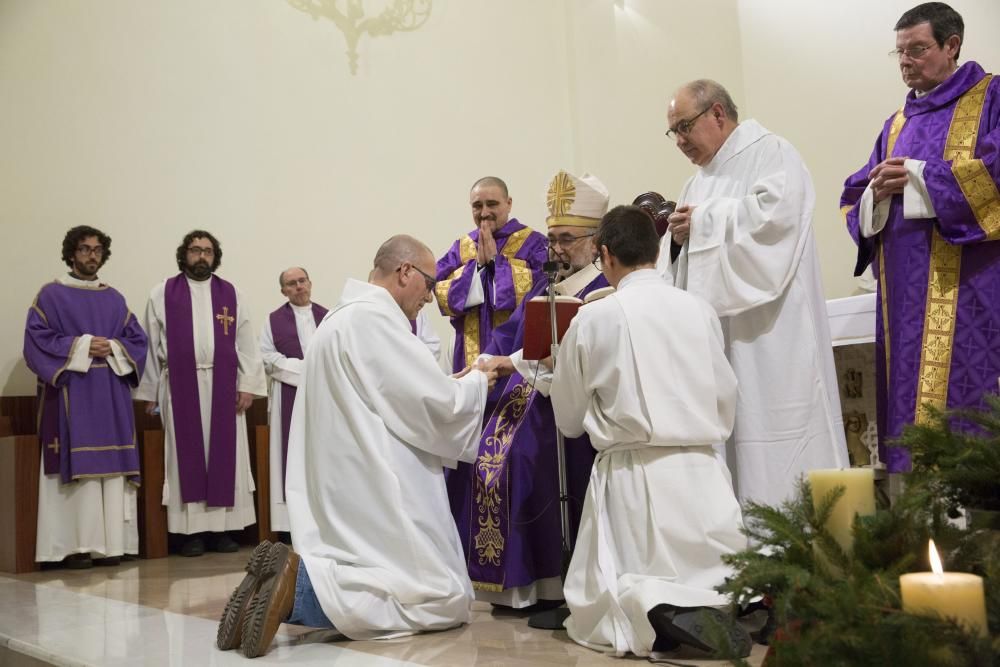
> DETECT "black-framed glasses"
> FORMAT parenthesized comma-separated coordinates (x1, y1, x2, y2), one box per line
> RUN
(76, 244, 104, 257)
(665, 106, 712, 139)
(398, 264, 437, 292)
(592, 253, 604, 271)
(187, 246, 215, 257)
(888, 44, 938, 60)
(548, 232, 595, 249)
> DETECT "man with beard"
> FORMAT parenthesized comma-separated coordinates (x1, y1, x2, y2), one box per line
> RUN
(448, 171, 610, 609)
(135, 230, 266, 556)
(24, 225, 148, 568)
(435, 176, 548, 373)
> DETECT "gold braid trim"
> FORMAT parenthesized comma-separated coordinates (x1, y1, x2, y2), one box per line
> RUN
(878, 109, 906, 392)
(463, 315, 480, 369)
(913, 76, 992, 422)
(435, 236, 477, 318)
(951, 158, 1000, 239)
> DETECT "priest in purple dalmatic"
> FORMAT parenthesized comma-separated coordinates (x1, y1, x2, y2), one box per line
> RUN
(260, 267, 328, 534)
(134, 230, 266, 557)
(840, 2, 1000, 473)
(447, 171, 611, 608)
(435, 176, 549, 374)
(24, 226, 148, 568)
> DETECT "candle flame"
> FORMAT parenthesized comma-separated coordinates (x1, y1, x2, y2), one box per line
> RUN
(928, 539, 943, 575)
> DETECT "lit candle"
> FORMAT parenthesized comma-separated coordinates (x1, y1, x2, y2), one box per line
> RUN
(807, 468, 875, 552)
(900, 540, 988, 637)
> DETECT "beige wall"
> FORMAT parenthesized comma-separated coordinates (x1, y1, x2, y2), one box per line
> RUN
(2, 0, 996, 396)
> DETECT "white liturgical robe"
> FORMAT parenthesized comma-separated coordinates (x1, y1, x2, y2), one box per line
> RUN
(551, 269, 746, 657)
(659, 119, 848, 506)
(134, 276, 266, 534)
(285, 279, 488, 640)
(262, 307, 442, 531)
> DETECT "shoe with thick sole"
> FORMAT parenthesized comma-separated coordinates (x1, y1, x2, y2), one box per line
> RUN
(240, 543, 300, 659)
(647, 604, 752, 659)
(216, 541, 274, 651)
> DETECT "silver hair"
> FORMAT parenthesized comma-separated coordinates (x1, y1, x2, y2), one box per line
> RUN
(684, 79, 739, 123)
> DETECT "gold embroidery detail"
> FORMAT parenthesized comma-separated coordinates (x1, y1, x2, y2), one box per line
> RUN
(943, 75, 991, 161)
(840, 204, 854, 225)
(914, 75, 992, 422)
(435, 236, 477, 318)
(215, 305, 234, 336)
(547, 171, 576, 217)
(472, 581, 504, 593)
(951, 158, 1000, 239)
(887, 109, 906, 157)
(473, 381, 532, 567)
(915, 232, 961, 423)
(71, 444, 136, 452)
(463, 313, 480, 370)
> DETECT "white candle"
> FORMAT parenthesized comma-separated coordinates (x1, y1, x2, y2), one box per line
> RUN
(807, 468, 875, 552)
(900, 540, 988, 638)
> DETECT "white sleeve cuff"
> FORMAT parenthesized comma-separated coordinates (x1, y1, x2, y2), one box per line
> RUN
(65, 335, 94, 373)
(464, 267, 485, 309)
(903, 159, 937, 219)
(106, 339, 136, 377)
(858, 183, 891, 238)
(511, 349, 554, 396)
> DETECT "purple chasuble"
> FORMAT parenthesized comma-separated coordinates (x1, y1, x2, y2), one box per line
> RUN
(841, 62, 1000, 471)
(164, 274, 239, 507)
(269, 302, 327, 489)
(24, 281, 148, 484)
(434, 219, 549, 373)
(447, 272, 608, 593)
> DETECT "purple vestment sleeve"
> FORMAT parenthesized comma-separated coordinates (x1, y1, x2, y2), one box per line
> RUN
(435, 238, 478, 317)
(114, 313, 148, 386)
(24, 295, 80, 387)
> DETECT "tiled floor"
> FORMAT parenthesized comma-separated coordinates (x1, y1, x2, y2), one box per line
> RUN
(0, 550, 766, 666)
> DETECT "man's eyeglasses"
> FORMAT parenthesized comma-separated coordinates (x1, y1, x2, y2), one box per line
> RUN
(398, 264, 437, 292)
(665, 106, 712, 139)
(76, 245, 104, 257)
(592, 253, 604, 272)
(888, 44, 938, 60)
(187, 246, 215, 257)
(548, 232, 595, 249)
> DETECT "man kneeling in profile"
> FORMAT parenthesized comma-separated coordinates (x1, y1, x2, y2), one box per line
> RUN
(216, 235, 496, 658)
(550, 206, 751, 659)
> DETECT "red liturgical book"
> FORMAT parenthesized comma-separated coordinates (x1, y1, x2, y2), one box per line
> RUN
(522, 287, 613, 360)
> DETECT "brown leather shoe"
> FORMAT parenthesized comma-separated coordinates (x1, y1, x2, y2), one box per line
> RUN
(216, 541, 274, 650)
(240, 543, 300, 658)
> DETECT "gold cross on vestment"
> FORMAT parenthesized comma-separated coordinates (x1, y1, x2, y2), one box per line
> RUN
(216, 306, 235, 336)
(47, 438, 59, 453)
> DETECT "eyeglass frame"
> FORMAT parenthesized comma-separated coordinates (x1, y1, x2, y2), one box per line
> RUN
(888, 43, 939, 60)
(397, 263, 437, 292)
(76, 244, 105, 257)
(592, 250, 604, 272)
(548, 232, 596, 249)
(665, 105, 713, 139)
(186, 246, 216, 257)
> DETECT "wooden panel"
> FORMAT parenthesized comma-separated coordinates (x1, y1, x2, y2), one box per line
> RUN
(0, 416, 11, 438)
(137, 430, 168, 559)
(0, 395, 38, 436)
(0, 435, 41, 573)
(251, 424, 274, 544)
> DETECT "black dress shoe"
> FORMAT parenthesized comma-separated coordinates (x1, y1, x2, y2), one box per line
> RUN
(93, 556, 121, 566)
(210, 533, 240, 553)
(180, 537, 206, 557)
(63, 553, 93, 569)
(647, 604, 752, 659)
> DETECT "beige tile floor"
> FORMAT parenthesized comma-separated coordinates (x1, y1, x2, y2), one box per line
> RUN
(4, 549, 766, 666)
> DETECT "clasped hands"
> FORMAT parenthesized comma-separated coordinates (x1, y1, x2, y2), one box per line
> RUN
(88, 336, 113, 358)
(667, 205, 696, 246)
(476, 221, 498, 267)
(869, 156, 909, 202)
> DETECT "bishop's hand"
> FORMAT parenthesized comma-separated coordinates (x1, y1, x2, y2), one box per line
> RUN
(477, 356, 515, 377)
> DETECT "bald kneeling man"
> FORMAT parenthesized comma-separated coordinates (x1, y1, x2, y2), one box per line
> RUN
(217, 235, 497, 658)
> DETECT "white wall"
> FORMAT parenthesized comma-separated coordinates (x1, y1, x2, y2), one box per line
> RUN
(4, 0, 996, 396)
(0, 0, 744, 395)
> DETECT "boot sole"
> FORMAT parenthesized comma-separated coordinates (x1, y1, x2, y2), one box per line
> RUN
(216, 541, 274, 651)
(240, 547, 300, 658)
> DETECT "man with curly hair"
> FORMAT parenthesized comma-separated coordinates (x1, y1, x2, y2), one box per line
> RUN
(135, 230, 266, 557)
(24, 225, 148, 568)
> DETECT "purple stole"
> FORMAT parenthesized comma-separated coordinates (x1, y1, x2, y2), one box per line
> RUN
(164, 274, 239, 507)
(269, 302, 327, 489)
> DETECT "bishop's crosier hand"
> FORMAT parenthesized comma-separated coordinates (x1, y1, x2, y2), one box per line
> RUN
(667, 205, 695, 245)
(477, 222, 498, 266)
(869, 156, 909, 202)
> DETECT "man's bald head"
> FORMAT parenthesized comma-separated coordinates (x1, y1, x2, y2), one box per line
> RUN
(370, 235, 437, 321)
(372, 235, 434, 277)
(667, 79, 740, 167)
(675, 79, 739, 124)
